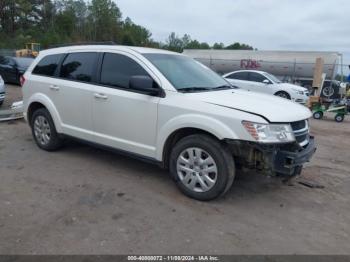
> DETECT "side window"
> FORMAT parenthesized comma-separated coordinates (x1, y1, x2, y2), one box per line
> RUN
(100, 53, 149, 89)
(32, 54, 63, 77)
(227, 72, 248, 80)
(249, 72, 268, 83)
(60, 52, 97, 83)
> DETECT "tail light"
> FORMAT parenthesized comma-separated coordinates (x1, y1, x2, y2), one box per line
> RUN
(20, 75, 26, 87)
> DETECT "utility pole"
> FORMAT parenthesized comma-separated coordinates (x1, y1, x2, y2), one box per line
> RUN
(340, 53, 343, 82)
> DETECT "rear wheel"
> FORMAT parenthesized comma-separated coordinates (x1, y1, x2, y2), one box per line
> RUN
(169, 134, 235, 201)
(30, 108, 64, 151)
(313, 111, 323, 120)
(275, 91, 291, 100)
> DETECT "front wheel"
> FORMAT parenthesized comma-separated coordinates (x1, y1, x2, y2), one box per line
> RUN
(169, 134, 235, 201)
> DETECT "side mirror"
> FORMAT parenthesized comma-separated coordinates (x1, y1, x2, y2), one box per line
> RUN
(129, 75, 162, 96)
(262, 79, 270, 84)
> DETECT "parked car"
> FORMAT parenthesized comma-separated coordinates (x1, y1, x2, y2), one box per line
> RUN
(0, 75, 5, 106)
(223, 70, 309, 104)
(23, 45, 316, 201)
(0, 56, 34, 85)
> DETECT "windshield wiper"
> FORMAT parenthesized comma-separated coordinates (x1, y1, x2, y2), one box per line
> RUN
(177, 87, 211, 93)
(211, 85, 236, 90)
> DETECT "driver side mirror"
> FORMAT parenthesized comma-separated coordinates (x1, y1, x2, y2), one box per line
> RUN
(262, 79, 270, 84)
(129, 75, 164, 97)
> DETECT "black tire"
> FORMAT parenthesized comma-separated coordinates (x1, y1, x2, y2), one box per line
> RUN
(322, 86, 335, 97)
(0, 101, 3, 106)
(334, 114, 344, 123)
(169, 134, 235, 201)
(313, 111, 323, 120)
(275, 91, 291, 100)
(30, 108, 64, 151)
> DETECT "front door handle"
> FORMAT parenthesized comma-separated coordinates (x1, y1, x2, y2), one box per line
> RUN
(94, 93, 108, 100)
(49, 85, 60, 91)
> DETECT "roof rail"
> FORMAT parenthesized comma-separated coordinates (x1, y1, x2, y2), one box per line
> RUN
(48, 41, 117, 49)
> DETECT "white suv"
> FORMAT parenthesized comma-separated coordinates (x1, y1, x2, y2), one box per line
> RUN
(23, 45, 316, 200)
(223, 70, 309, 104)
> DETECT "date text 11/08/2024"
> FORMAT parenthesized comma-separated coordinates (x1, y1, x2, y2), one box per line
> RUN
(127, 255, 219, 261)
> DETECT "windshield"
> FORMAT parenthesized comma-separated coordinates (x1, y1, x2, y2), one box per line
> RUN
(14, 58, 34, 68)
(143, 53, 230, 91)
(263, 72, 282, 83)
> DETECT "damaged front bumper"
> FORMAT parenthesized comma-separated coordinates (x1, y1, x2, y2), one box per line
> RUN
(272, 136, 316, 175)
(226, 136, 316, 177)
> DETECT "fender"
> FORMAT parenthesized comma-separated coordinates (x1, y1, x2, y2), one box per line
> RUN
(27, 93, 63, 133)
(156, 114, 238, 161)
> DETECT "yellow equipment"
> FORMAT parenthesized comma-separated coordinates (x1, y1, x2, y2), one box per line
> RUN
(16, 43, 41, 57)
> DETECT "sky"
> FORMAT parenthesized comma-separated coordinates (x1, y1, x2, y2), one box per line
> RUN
(116, 0, 350, 75)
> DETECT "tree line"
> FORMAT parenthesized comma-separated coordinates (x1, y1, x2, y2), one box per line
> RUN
(0, 0, 255, 52)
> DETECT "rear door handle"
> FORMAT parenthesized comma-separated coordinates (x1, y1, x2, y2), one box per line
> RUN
(94, 93, 108, 100)
(49, 85, 60, 91)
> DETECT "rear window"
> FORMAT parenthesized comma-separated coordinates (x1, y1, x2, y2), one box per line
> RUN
(60, 52, 97, 83)
(32, 54, 62, 77)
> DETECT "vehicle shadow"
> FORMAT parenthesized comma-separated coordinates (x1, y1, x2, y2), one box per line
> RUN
(60, 138, 288, 203)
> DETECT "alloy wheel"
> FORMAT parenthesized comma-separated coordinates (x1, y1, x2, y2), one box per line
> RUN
(34, 115, 51, 146)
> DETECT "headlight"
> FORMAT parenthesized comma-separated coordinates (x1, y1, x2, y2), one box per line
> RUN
(242, 121, 295, 143)
(292, 88, 304, 95)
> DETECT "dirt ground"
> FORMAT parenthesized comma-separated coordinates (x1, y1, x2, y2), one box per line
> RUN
(0, 84, 349, 254)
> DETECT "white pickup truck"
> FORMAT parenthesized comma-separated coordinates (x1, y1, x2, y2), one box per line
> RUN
(22, 45, 316, 200)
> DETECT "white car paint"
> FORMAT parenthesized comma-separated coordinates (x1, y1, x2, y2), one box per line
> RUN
(23, 46, 313, 161)
(186, 88, 310, 123)
(22, 46, 316, 198)
(223, 70, 309, 104)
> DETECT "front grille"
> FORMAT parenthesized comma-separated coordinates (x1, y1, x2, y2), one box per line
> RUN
(291, 120, 306, 130)
(291, 120, 309, 147)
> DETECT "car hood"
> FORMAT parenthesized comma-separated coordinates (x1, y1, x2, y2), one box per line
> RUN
(186, 89, 312, 122)
(277, 83, 308, 92)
